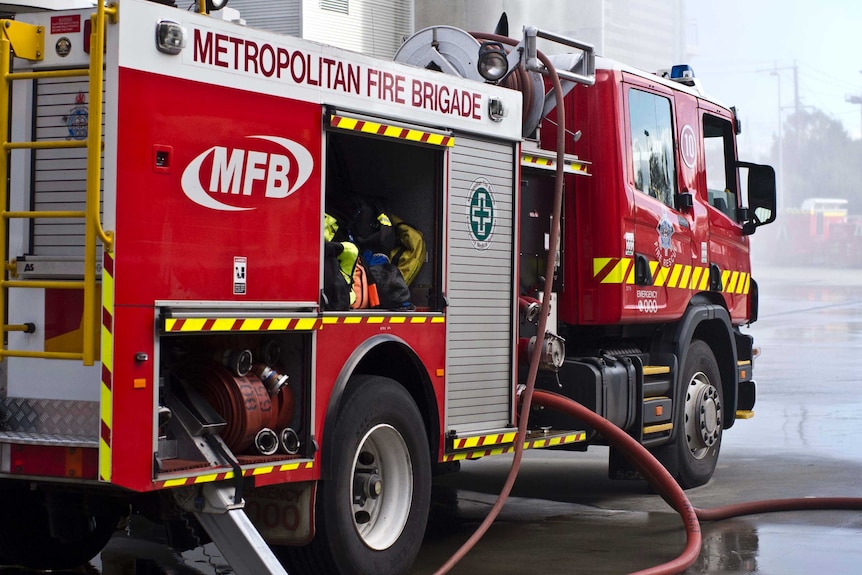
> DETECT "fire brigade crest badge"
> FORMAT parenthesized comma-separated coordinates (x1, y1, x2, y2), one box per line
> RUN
(63, 92, 88, 140)
(654, 209, 676, 267)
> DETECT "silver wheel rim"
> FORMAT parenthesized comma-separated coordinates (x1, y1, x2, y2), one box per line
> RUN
(684, 370, 722, 460)
(351, 424, 413, 550)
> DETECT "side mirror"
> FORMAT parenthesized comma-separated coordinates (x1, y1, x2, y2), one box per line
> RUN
(737, 162, 776, 235)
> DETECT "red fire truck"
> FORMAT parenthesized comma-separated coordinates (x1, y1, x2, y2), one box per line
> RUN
(0, 1, 776, 573)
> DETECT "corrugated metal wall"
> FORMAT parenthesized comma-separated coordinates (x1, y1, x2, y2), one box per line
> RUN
(445, 136, 516, 433)
(224, 0, 413, 59)
(302, 0, 413, 59)
(228, 0, 302, 37)
(32, 77, 102, 258)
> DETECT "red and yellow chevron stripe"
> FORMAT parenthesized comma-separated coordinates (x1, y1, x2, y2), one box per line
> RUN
(100, 252, 115, 482)
(330, 114, 454, 147)
(444, 431, 587, 462)
(452, 431, 518, 450)
(156, 461, 314, 489)
(521, 153, 590, 175)
(162, 314, 444, 334)
(592, 257, 751, 295)
(164, 317, 319, 333)
(321, 315, 444, 327)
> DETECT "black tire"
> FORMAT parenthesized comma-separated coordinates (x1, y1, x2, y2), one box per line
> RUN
(0, 486, 125, 570)
(278, 375, 431, 575)
(671, 339, 724, 488)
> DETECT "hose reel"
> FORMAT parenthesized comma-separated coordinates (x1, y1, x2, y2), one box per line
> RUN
(178, 354, 298, 456)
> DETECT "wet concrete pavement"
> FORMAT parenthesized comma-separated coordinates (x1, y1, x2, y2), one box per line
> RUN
(4, 264, 862, 575)
(409, 265, 862, 574)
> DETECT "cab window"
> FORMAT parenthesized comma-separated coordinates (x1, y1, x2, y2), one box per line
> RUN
(703, 114, 737, 219)
(629, 88, 677, 208)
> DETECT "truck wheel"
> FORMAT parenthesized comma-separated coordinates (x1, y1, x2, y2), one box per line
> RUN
(672, 339, 724, 488)
(280, 375, 431, 575)
(0, 486, 125, 570)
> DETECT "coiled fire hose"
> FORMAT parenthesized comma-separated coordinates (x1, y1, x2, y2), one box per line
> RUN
(433, 35, 862, 575)
(183, 361, 295, 455)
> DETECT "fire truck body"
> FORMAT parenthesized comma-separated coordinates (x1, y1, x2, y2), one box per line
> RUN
(0, 1, 776, 573)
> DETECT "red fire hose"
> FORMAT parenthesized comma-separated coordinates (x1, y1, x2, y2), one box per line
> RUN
(432, 35, 568, 575)
(532, 389, 862, 575)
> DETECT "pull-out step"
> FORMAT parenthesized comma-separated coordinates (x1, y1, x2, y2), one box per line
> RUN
(641, 359, 676, 445)
(175, 484, 288, 575)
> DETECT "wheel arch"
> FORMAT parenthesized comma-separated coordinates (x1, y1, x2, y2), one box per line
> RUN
(321, 335, 439, 480)
(665, 301, 739, 432)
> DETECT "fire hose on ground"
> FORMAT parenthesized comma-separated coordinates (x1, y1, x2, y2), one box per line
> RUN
(433, 35, 862, 575)
(532, 390, 862, 575)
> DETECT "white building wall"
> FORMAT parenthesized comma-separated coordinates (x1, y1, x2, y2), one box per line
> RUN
(414, 0, 688, 74)
(212, 0, 414, 60)
(226, 0, 302, 36)
(302, 0, 413, 59)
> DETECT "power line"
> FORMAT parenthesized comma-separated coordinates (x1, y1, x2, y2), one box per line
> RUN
(797, 61, 861, 92)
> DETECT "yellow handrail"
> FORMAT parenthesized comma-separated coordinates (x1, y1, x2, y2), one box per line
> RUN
(0, 350, 84, 361)
(0, 34, 11, 365)
(3, 280, 85, 290)
(3, 211, 87, 219)
(5, 140, 88, 150)
(7, 69, 88, 81)
(80, 2, 116, 366)
(87, 3, 115, 252)
(0, 3, 117, 366)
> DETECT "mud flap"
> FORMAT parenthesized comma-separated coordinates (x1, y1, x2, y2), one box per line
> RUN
(244, 481, 317, 546)
(609, 445, 678, 481)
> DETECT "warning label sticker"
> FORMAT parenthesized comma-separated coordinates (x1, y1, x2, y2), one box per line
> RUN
(234, 256, 247, 295)
(51, 14, 81, 35)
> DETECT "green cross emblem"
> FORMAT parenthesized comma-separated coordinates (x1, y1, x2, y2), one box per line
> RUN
(467, 178, 496, 249)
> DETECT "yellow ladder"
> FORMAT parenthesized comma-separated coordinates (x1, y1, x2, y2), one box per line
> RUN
(0, 3, 116, 366)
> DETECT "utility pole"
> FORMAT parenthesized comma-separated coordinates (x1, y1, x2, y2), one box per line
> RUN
(793, 60, 800, 115)
(760, 62, 799, 212)
(846, 70, 862, 139)
(771, 64, 784, 211)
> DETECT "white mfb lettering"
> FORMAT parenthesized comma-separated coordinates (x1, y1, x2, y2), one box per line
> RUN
(208, 148, 292, 197)
(242, 150, 268, 196)
(181, 135, 313, 211)
(209, 147, 245, 194)
(265, 154, 291, 198)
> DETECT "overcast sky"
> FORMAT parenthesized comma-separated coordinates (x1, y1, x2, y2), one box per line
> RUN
(686, 0, 862, 160)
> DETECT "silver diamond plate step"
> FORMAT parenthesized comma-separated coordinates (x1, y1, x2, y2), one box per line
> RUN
(0, 398, 99, 447)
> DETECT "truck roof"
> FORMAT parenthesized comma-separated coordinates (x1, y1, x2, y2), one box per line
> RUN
(594, 55, 731, 111)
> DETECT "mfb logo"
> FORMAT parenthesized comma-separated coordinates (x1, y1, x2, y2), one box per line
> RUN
(181, 135, 313, 211)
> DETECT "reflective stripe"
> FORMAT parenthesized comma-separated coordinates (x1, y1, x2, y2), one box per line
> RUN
(592, 258, 751, 294)
(444, 431, 587, 462)
(154, 461, 314, 489)
(330, 114, 454, 147)
(99, 252, 114, 482)
(163, 315, 444, 333)
(521, 153, 591, 175)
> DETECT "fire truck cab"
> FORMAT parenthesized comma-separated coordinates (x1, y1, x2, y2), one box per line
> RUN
(0, 2, 775, 574)
(523, 56, 776, 484)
